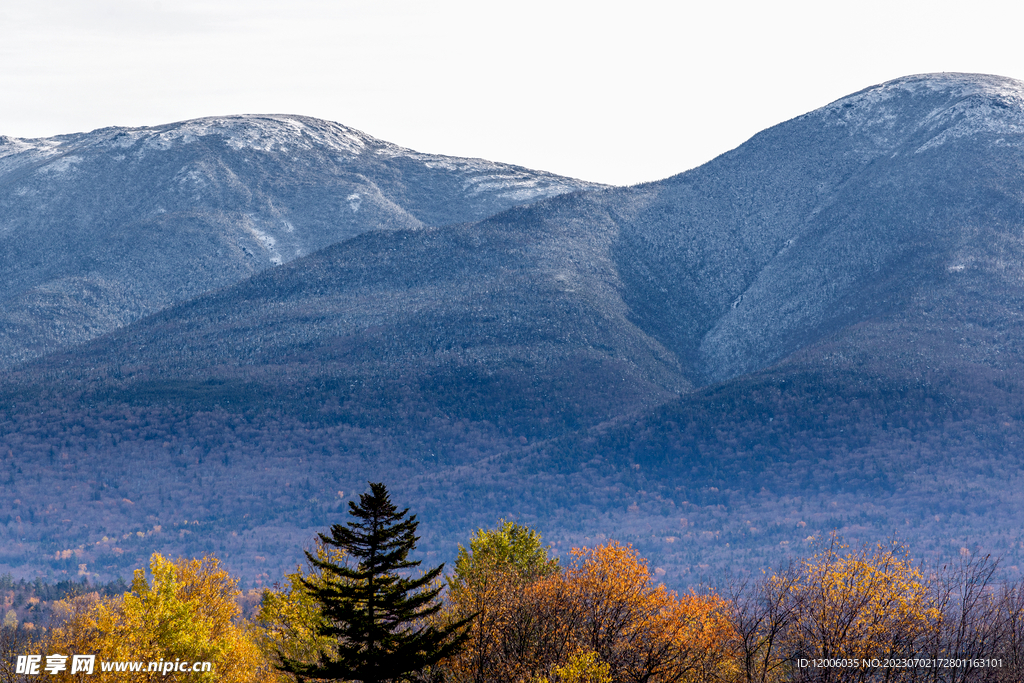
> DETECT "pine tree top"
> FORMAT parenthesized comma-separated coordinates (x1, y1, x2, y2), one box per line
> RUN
(312, 482, 423, 582)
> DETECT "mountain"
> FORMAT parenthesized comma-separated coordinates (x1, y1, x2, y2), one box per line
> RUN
(612, 73, 1024, 384)
(3, 73, 1024, 585)
(0, 115, 600, 368)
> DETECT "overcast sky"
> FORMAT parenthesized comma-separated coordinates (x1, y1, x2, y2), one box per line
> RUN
(2, 0, 1022, 186)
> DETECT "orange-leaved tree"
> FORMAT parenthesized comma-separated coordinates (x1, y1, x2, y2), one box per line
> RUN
(442, 530, 734, 683)
(561, 542, 735, 683)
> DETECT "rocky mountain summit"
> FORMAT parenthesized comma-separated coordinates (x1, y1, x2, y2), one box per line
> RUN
(0, 115, 599, 367)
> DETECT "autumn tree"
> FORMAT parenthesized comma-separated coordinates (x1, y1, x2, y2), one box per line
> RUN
(560, 542, 734, 683)
(442, 520, 564, 683)
(257, 539, 346, 682)
(1, 617, 35, 683)
(536, 650, 612, 683)
(442, 535, 733, 683)
(781, 536, 940, 683)
(45, 553, 269, 682)
(451, 519, 559, 591)
(278, 482, 471, 683)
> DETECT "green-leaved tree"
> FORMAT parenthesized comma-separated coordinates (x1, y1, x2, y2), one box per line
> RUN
(451, 519, 559, 592)
(278, 482, 471, 683)
(257, 539, 344, 681)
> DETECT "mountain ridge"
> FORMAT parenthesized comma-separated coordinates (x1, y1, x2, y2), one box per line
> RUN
(0, 114, 602, 369)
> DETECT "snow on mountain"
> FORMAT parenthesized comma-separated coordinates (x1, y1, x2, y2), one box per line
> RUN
(598, 73, 1024, 383)
(0, 115, 601, 368)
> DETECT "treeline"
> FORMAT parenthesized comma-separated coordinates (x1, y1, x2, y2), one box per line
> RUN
(1, 513, 1022, 681)
(0, 574, 128, 638)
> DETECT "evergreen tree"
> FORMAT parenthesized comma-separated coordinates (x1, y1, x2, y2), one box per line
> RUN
(279, 482, 471, 683)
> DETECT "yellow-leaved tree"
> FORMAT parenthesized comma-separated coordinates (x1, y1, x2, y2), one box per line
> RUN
(535, 649, 612, 683)
(441, 520, 565, 683)
(782, 536, 941, 677)
(255, 539, 343, 681)
(45, 553, 271, 682)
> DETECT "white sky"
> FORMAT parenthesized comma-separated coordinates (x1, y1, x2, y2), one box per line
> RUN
(1, 0, 1022, 186)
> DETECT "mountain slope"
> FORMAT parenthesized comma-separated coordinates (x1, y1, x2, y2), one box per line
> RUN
(8, 191, 689, 434)
(0, 115, 600, 367)
(62, 73, 1024, 402)
(608, 73, 1024, 383)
